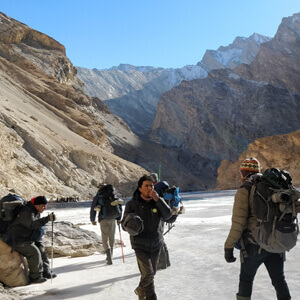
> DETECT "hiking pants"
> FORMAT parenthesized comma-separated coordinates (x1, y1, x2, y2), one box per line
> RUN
(14, 241, 43, 280)
(135, 248, 160, 300)
(35, 241, 50, 275)
(100, 219, 116, 251)
(238, 244, 291, 300)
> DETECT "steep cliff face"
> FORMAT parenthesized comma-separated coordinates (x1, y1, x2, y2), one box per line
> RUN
(151, 70, 300, 161)
(150, 13, 300, 187)
(236, 13, 300, 94)
(201, 33, 271, 71)
(216, 129, 300, 189)
(77, 34, 269, 135)
(0, 12, 148, 198)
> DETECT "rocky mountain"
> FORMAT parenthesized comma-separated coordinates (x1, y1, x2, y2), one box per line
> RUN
(236, 14, 300, 94)
(0, 12, 148, 199)
(77, 33, 270, 135)
(216, 129, 300, 189)
(0, 11, 213, 197)
(150, 12, 300, 187)
(200, 33, 271, 70)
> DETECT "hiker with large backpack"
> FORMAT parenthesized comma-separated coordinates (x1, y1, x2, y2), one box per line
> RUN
(122, 174, 172, 300)
(224, 158, 299, 300)
(1, 195, 57, 284)
(90, 184, 123, 265)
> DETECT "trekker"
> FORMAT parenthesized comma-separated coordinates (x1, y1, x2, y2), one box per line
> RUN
(149, 173, 169, 198)
(90, 184, 123, 265)
(122, 174, 172, 300)
(3, 196, 56, 283)
(224, 158, 291, 300)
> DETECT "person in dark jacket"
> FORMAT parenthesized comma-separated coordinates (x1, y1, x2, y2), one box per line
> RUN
(122, 174, 172, 300)
(4, 196, 56, 284)
(90, 185, 123, 265)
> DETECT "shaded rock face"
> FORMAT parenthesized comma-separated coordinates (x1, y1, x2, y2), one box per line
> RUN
(216, 129, 300, 190)
(151, 70, 300, 162)
(0, 239, 29, 287)
(77, 34, 269, 136)
(150, 13, 300, 187)
(0, 12, 148, 198)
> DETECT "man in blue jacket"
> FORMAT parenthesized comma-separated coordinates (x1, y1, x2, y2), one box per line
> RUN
(122, 174, 172, 300)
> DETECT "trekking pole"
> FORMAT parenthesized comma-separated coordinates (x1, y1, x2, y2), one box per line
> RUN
(163, 224, 175, 235)
(51, 218, 54, 283)
(118, 223, 125, 263)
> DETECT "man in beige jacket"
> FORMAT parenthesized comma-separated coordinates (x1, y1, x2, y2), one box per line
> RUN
(224, 158, 291, 300)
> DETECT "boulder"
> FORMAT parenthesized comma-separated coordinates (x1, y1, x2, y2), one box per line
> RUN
(0, 239, 29, 287)
(43, 221, 104, 257)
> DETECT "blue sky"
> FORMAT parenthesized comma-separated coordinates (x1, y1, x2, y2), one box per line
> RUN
(1, 1, 300, 69)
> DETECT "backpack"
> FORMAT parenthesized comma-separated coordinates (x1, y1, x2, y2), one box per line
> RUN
(96, 185, 121, 220)
(163, 186, 184, 223)
(250, 168, 300, 253)
(0, 194, 26, 235)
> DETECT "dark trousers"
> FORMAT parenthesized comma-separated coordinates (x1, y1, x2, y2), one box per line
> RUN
(135, 248, 160, 300)
(157, 242, 170, 270)
(238, 244, 291, 300)
(14, 240, 50, 280)
(14, 241, 43, 280)
(36, 241, 50, 275)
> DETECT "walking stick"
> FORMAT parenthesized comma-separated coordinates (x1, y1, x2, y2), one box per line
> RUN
(51, 218, 54, 283)
(118, 223, 125, 263)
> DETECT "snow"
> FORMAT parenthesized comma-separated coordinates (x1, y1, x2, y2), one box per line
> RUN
(11, 190, 300, 300)
(252, 33, 272, 44)
(214, 48, 243, 66)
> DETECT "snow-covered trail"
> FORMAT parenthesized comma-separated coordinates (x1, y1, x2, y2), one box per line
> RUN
(12, 191, 300, 299)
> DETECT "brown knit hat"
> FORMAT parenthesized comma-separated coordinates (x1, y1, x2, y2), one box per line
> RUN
(240, 158, 261, 177)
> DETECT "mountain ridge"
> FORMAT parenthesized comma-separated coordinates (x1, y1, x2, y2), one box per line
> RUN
(77, 32, 271, 135)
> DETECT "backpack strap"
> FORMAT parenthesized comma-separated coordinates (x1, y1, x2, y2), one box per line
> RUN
(249, 184, 257, 208)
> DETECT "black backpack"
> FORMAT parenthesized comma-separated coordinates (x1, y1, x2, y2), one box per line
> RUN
(250, 168, 299, 253)
(96, 185, 121, 220)
(0, 194, 26, 235)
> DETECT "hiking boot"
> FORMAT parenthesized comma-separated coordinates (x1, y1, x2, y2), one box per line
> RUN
(30, 277, 47, 284)
(110, 198, 123, 206)
(105, 249, 112, 265)
(236, 294, 251, 300)
(43, 272, 57, 279)
(134, 286, 146, 299)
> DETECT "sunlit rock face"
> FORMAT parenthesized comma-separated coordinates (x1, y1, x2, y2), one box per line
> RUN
(216, 129, 300, 190)
(0, 12, 148, 199)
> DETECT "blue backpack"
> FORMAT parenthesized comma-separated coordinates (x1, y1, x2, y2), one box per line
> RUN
(164, 186, 181, 209)
(163, 186, 184, 224)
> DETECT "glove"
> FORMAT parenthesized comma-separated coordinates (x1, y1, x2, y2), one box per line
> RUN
(224, 248, 236, 263)
(91, 221, 97, 225)
(48, 212, 56, 222)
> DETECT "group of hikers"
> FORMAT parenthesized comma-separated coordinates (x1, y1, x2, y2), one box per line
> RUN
(0, 158, 300, 300)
